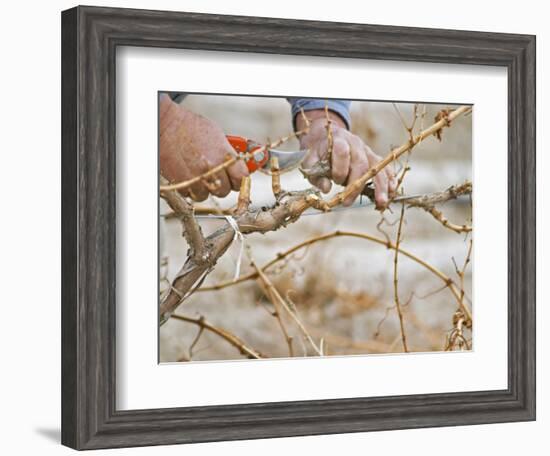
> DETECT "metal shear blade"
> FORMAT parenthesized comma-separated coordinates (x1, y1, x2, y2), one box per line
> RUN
(259, 148, 308, 174)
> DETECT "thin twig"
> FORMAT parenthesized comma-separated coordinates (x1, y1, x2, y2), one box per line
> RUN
(308, 328, 393, 354)
(253, 262, 295, 357)
(445, 240, 473, 350)
(236, 176, 251, 215)
(265, 124, 310, 151)
(445, 311, 471, 351)
(160, 156, 238, 192)
(406, 181, 472, 234)
(422, 206, 472, 234)
(394, 160, 411, 194)
(198, 229, 472, 323)
(393, 202, 409, 352)
(252, 261, 322, 356)
(162, 205, 236, 218)
(271, 157, 282, 197)
(170, 313, 264, 359)
(418, 104, 427, 132)
(188, 320, 205, 359)
(455, 239, 473, 324)
(392, 103, 410, 132)
(299, 107, 310, 128)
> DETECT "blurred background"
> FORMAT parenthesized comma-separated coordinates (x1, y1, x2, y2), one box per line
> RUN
(159, 94, 472, 362)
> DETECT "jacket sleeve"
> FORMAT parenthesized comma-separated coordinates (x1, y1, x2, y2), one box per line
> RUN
(162, 91, 187, 103)
(287, 98, 351, 130)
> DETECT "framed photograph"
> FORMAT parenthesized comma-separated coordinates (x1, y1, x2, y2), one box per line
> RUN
(61, 5, 536, 450)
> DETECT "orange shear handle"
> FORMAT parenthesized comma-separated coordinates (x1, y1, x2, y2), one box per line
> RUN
(226, 135, 269, 173)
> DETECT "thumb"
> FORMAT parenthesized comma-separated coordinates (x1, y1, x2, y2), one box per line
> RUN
(313, 177, 332, 193)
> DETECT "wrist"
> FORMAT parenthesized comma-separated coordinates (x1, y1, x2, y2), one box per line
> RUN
(296, 109, 347, 131)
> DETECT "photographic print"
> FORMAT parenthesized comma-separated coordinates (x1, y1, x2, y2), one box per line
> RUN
(61, 8, 535, 448)
(158, 93, 473, 362)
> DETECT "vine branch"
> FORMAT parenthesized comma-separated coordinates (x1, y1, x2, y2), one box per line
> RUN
(393, 203, 409, 352)
(171, 313, 265, 359)
(197, 229, 472, 323)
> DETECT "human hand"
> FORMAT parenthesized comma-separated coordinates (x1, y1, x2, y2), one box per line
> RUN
(297, 109, 397, 208)
(159, 94, 249, 201)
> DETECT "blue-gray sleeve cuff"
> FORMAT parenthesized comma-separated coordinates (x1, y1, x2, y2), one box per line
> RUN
(288, 98, 352, 130)
(161, 91, 187, 103)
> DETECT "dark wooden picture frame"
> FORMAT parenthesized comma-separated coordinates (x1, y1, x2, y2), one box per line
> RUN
(61, 5, 536, 450)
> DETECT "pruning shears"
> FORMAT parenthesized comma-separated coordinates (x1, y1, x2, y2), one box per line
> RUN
(226, 135, 378, 200)
(226, 135, 307, 174)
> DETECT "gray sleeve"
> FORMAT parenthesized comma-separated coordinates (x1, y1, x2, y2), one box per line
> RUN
(287, 98, 352, 130)
(162, 92, 187, 103)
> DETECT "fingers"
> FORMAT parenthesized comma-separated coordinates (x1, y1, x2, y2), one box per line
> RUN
(341, 142, 395, 208)
(308, 173, 332, 193)
(188, 180, 209, 202)
(316, 177, 332, 193)
(202, 141, 236, 198)
(205, 169, 232, 198)
(192, 152, 248, 201)
(302, 140, 332, 193)
(372, 167, 389, 208)
(365, 145, 393, 209)
(301, 138, 325, 170)
(307, 137, 351, 191)
(190, 139, 249, 199)
(159, 122, 191, 198)
(342, 141, 370, 206)
(330, 138, 351, 185)
(185, 157, 247, 201)
(309, 176, 332, 193)
(227, 159, 249, 192)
